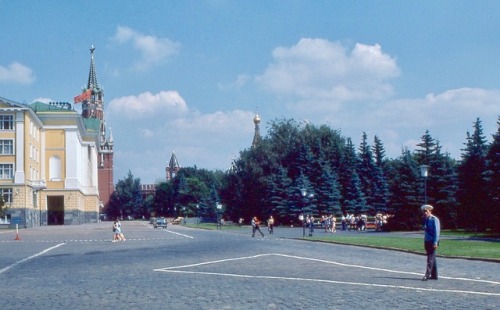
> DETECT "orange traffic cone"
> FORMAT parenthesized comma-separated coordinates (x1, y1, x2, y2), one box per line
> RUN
(14, 223, 21, 240)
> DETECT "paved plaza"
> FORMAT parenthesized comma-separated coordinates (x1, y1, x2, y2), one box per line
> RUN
(0, 222, 499, 309)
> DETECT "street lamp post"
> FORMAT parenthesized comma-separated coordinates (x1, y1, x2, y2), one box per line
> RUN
(300, 189, 313, 237)
(216, 203, 222, 230)
(196, 204, 199, 227)
(419, 165, 430, 204)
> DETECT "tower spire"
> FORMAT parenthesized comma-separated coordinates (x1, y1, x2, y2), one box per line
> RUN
(252, 112, 261, 148)
(78, 45, 114, 213)
(81, 45, 104, 120)
(87, 45, 100, 91)
(166, 151, 181, 181)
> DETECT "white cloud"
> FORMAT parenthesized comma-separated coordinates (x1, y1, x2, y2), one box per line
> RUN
(255, 38, 400, 106)
(168, 110, 254, 138)
(108, 90, 188, 119)
(253, 38, 499, 161)
(111, 26, 181, 70)
(0, 62, 35, 84)
(109, 102, 256, 182)
(320, 87, 500, 160)
(140, 128, 155, 138)
(218, 74, 252, 90)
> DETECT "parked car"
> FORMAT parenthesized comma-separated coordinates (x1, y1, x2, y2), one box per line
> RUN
(171, 217, 184, 225)
(154, 217, 168, 229)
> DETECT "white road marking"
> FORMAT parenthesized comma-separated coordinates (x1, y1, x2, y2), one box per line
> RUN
(146, 222, 194, 239)
(1, 237, 187, 243)
(160, 229, 194, 239)
(0, 243, 66, 275)
(154, 253, 500, 297)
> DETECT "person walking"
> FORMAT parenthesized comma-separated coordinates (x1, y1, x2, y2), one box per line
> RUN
(251, 216, 264, 237)
(112, 220, 122, 242)
(421, 204, 440, 281)
(267, 215, 274, 234)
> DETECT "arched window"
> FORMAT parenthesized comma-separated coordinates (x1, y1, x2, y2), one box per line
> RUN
(49, 155, 62, 181)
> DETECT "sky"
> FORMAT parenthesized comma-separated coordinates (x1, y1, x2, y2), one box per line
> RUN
(1, 0, 499, 184)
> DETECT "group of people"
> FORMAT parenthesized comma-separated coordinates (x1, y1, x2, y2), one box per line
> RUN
(374, 213, 389, 232)
(116, 205, 438, 282)
(249, 205, 440, 282)
(112, 219, 126, 242)
(250, 215, 275, 237)
(320, 215, 337, 233)
(298, 213, 316, 236)
(340, 214, 368, 231)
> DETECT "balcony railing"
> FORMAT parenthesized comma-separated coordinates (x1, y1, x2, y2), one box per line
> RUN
(31, 180, 47, 191)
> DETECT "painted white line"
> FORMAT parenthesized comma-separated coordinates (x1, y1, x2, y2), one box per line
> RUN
(156, 253, 273, 270)
(155, 253, 500, 284)
(162, 229, 194, 239)
(154, 253, 500, 296)
(1, 237, 184, 243)
(275, 253, 500, 285)
(0, 243, 66, 275)
(156, 269, 500, 297)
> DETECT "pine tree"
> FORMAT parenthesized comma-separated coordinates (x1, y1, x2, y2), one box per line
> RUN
(387, 149, 421, 230)
(457, 118, 489, 231)
(339, 138, 366, 214)
(358, 132, 378, 213)
(316, 159, 342, 215)
(484, 116, 500, 232)
(370, 135, 391, 213)
(371, 136, 391, 213)
(414, 130, 438, 209)
(433, 145, 459, 229)
(415, 130, 437, 164)
(267, 166, 293, 222)
(296, 172, 316, 216)
(372, 135, 386, 167)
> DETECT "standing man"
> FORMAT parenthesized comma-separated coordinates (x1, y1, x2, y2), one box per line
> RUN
(307, 215, 314, 237)
(421, 204, 440, 281)
(267, 215, 274, 234)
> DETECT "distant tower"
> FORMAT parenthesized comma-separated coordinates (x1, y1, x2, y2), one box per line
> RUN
(166, 151, 180, 181)
(252, 112, 261, 148)
(80, 45, 114, 209)
(82, 45, 104, 120)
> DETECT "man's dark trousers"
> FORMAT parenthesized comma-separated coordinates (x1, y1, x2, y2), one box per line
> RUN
(424, 241, 438, 279)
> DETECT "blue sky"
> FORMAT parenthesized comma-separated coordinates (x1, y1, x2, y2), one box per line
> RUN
(1, 0, 499, 184)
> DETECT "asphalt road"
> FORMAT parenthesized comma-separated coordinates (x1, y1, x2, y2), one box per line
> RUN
(0, 222, 499, 310)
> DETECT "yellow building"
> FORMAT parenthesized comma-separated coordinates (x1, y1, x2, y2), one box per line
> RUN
(0, 97, 100, 227)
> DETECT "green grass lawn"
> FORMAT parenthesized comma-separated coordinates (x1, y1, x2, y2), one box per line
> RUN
(186, 223, 244, 230)
(310, 234, 500, 261)
(184, 223, 499, 261)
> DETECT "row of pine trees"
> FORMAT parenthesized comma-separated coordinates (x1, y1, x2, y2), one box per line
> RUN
(108, 117, 499, 232)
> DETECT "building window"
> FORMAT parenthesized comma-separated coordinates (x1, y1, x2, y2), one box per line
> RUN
(0, 140, 14, 155)
(0, 115, 14, 130)
(49, 156, 62, 181)
(0, 188, 12, 203)
(0, 164, 13, 179)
